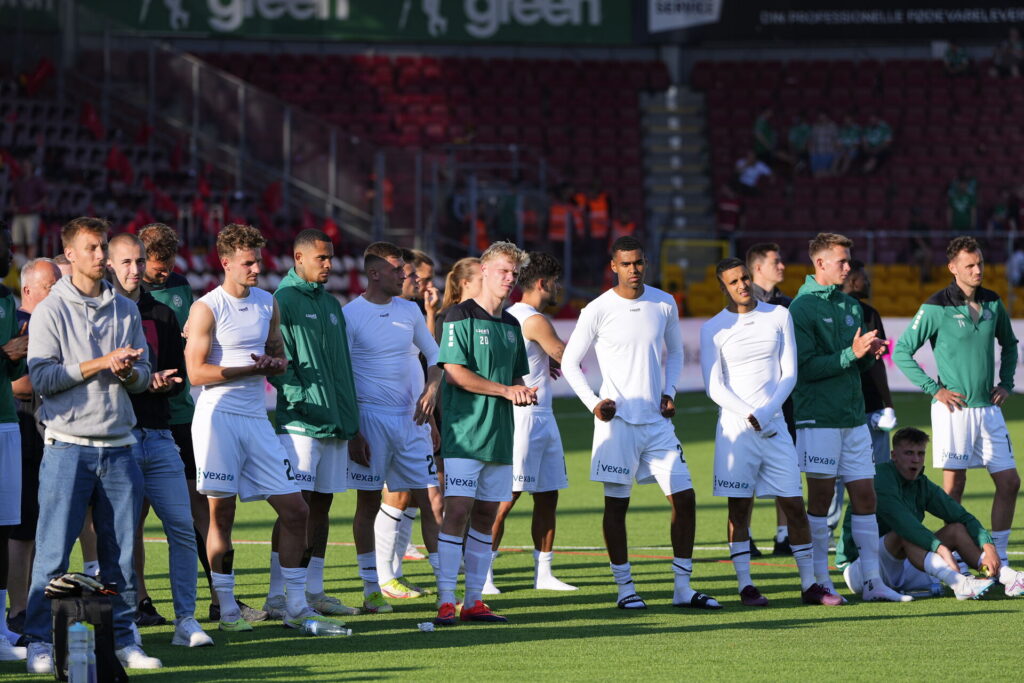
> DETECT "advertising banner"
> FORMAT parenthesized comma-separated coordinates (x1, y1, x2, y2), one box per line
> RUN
(77, 0, 633, 45)
(645, 1, 1024, 42)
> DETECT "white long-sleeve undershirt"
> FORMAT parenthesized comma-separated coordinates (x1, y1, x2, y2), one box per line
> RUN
(562, 286, 682, 425)
(699, 301, 796, 426)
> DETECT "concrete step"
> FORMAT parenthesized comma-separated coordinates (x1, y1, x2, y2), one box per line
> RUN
(645, 139, 704, 155)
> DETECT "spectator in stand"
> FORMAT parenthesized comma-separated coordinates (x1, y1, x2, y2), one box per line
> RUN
(986, 186, 1017, 239)
(947, 170, 978, 233)
(11, 159, 48, 260)
(1008, 238, 1024, 287)
(808, 112, 839, 179)
(944, 40, 973, 77)
(787, 113, 811, 174)
(835, 114, 862, 176)
(753, 108, 794, 168)
(716, 184, 742, 237)
(734, 150, 772, 196)
(861, 114, 893, 174)
(753, 108, 778, 164)
(989, 27, 1024, 78)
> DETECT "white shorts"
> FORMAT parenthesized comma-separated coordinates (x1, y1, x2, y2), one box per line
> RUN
(443, 457, 513, 502)
(0, 424, 22, 526)
(796, 425, 875, 482)
(930, 403, 1015, 473)
(513, 410, 568, 493)
(878, 537, 934, 593)
(713, 413, 802, 499)
(348, 410, 435, 492)
(591, 417, 693, 496)
(278, 433, 349, 494)
(192, 406, 300, 502)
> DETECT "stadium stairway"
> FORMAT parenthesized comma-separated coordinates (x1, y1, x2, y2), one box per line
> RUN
(642, 87, 713, 235)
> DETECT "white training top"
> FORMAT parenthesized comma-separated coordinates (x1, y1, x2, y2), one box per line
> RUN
(699, 300, 796, 426)
(195, 285, 275, 416)
(507, 301, 553, 413)
(562, 285, 682, 425)
(343, 295, 439, 413)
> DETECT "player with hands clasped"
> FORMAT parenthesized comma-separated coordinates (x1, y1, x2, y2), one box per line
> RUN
(789, 233, 910, 604)
(701, 258, 842, 607)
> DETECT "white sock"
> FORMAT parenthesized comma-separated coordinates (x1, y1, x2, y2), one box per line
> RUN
(791, 542, 816, 590)
(268, 551, 284, 598)
(998, 565, 1018, 585)
(281, 566, 308, 618)
(729, 541, 753, 590)
(990, 529, 1011, 565)
(851, 514, 881, 581)
(672, 557, 695, 602)
(437, 533, 463, 605)
(776, 525, 788, 543)
(83, 560, 100, 578)
(808, 514, 832, 586)
(394, 509, 418, 577)
(924, 552, 963, 588)
(305, 556, 325, 595)
(357, 552, 380, 596)
(610, 562, 635, 601)
(463, 530, 494, 606)
(535, 549, 554, 580)
(374, 504, 403, 585)
(211, 572, 239, 620)
(428, 548, 440, 577)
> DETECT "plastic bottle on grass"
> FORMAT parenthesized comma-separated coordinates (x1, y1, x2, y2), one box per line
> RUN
(302, 619, 352, 637)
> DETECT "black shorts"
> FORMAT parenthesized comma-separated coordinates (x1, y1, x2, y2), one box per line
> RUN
(11, 413, 43, 541)
(171, 422, 197, 481)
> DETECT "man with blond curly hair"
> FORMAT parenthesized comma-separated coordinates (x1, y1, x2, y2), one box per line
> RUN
(185, 224, 345, 634)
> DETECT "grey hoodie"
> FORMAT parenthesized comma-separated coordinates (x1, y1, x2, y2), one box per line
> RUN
(28, 277, 151, 444)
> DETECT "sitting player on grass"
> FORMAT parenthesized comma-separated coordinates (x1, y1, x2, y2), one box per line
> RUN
(836, 427, 1024, 599)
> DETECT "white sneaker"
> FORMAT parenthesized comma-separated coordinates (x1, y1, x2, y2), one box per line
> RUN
(1001, 569, 1024, 597)
(115, 644, 163, 669)
(953, 576, 996, 601)
(534, 574, 578, 591)
(0, 635, 26, 662)
(171, 616, 214, 647)
(862, 578, 913, 602)
(842, 562, 863, 593)
(403, 543, 426, 561)
(482, 568, 501, 595)
(25, 642, 52, 675)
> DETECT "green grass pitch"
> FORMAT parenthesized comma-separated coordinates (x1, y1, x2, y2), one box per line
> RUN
(4, 392, 1022, 681)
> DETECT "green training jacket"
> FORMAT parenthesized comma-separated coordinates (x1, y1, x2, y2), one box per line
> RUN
(789, 275, 874, 429)
(271, 268, 359, 440)
(142, 272, 195, 424)
(893, 281, 1017, 407)
(0, 289, 25, 424)
(835, 461, 993, 568)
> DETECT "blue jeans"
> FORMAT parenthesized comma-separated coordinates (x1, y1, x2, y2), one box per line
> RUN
(24, 441, 142, 648)
(132, 428, 198, 619)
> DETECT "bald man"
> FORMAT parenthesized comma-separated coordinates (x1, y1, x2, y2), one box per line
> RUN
(6, 259, 61, 635)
